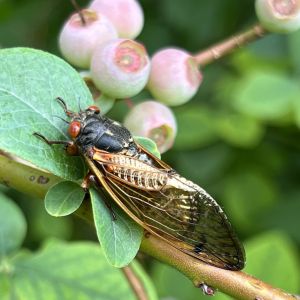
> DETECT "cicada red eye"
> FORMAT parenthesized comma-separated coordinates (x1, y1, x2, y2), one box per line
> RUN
(88, 105, 100, 114)
(68, 121, 81, 138)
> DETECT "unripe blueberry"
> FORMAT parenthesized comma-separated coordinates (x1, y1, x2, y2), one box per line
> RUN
(147, 48, 202, 106)
(91, 39, 150, 98)
(59, 9, 118, 68)
(123, 101, 177, 153)
(89, 0, 144, 39)
(255, 0, 300, 33)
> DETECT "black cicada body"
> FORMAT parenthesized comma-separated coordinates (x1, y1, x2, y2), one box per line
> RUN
(35, 98, 245, 271)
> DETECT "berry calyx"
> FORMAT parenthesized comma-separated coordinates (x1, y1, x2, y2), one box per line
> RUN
(91, 39, 151, 98)
(147, 48, 203, 106)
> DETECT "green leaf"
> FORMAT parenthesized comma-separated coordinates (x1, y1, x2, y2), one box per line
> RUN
(90, 188, 143, 267)
(0, 240, 140, 300)
(45, 181, 85, 217)
(173, 144, 232, 186)
(288, 29, 300, 75)
(292, 97, 300, 128)
(31, 200, 73, 241)
(215, 113, 264, 148)
(222, 169, 277, 234)
(244, 231, 300, 294)
(0, 47, 93, 181)
(173, 105, 218, 150)
(233, 71, 299, 121)
(262, 190, 300, 244)
(134, 136, 161, 159)
(0, 193, 26, 255)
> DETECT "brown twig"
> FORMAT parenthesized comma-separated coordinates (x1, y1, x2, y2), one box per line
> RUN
(122, 266, 148, 300)
(0, 154, 297, 300)
(141, 234, 296, 300)
(70, 0, 86, 26)
(195, 23, 267, 67)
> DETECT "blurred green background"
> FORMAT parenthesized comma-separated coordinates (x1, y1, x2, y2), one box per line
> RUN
(1, 0, 300, 299)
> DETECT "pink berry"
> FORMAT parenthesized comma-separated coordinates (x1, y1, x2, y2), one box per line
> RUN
(255, 0, 300, 33)
(91, 39, 150, 98)
(59, 9, 117, 68)
(123, 101, 177, 153)
(89, 0, 144, 39)
(147, 48, 203, 106)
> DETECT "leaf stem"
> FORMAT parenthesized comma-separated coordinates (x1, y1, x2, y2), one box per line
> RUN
(194, 23, 267, 67)
(0, 154, 296, 300)
(122, 266, 149, 300)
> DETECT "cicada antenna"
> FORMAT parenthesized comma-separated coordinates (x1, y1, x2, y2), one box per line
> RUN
(77, 96, 82, 112)
(53, 115, 70, 124)
(56, 97, 75, 117)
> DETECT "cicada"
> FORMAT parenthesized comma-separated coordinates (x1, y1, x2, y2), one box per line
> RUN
(34, 98, 245, 271)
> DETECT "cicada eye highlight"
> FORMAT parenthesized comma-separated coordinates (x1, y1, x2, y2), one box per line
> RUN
(68, 121, 81, 138)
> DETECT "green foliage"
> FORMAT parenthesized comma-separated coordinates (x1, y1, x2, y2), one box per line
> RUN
(244, 231, 300, 294)
(0, 241, 143, 300)
(232, 71, 300, 121)
(90, 188, 143, 268)
(215, 113, 264, 148)
(0, 193, 26, 255)
(45, 181, 85, 217)
(222, 168, 278, 234)
(134, 136, 161, 159)
(0, 196, 156, 300)
(0, 242, 135, 300)
(174, 105, 218, 150)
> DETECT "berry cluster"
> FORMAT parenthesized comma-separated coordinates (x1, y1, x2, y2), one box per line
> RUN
(59, 0, 300, 153)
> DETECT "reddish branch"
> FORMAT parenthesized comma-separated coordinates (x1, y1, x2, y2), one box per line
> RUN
(195, 24, 266, 66)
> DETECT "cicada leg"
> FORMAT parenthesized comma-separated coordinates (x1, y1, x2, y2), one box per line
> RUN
(33, 132, 78, 155)
(81, 171, 117, 221)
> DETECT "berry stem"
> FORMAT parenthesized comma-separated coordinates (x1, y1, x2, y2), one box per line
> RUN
(194, 23, 267, 66)
(70, 0, 86, 26)
(122, 266, 148, 300)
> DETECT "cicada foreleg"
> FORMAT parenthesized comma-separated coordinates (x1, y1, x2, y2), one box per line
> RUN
(33, 132, 79, 156)
(81, 171, 117, 221)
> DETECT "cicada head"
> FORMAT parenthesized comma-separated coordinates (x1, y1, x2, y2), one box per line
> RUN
(63, 102, 134, 155)
(67, 105, 101, 139)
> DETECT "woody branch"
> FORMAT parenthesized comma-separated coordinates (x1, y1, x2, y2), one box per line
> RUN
(194, 23, 267, 66)
(0, 154, 296, 300)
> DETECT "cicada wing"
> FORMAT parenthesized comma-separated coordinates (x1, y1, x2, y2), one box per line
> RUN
(105, 175, 245, 270)
(86, 150, 245, 270)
